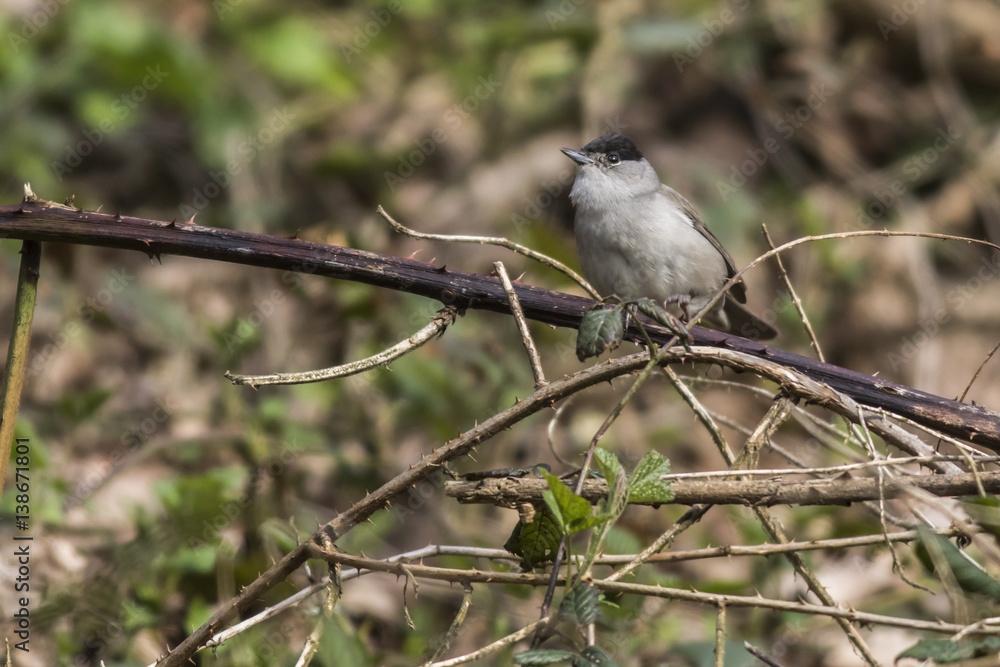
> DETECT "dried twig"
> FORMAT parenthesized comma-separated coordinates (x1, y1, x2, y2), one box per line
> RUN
(659, 455, 999, 480)
(691, 228, 1000, 358)
(714, 604, 727, 667)
(293, 572, 340, 667)
(310, 547, 1000, 636)
(427, 618, 554, 666)
(762, 223, 824, 362)
(225, 306, 459, 386)
(662, 366, 734, 463)
(959, 339, 1000, 403)
(733, 397, 876, 664)
(494, 261, 546, 387)
(744, 642, 787, 667)
(422, 582, 473, 665)
(604, 505, 714, 583)
(378, 205, 599, 298)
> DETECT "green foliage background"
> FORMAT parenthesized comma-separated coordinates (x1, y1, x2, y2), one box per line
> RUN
(3, 0, 1000, 665)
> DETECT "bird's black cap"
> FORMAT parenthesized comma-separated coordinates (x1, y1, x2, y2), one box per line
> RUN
(581, 134, 644, 162)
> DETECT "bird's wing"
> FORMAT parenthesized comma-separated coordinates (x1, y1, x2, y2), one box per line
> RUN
(658, 185, 747, 303)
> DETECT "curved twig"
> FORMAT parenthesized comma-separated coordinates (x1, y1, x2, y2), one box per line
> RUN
(225, 306, 459, 386)
(378, 205, 600, 299)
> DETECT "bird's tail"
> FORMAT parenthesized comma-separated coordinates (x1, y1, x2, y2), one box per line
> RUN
(720, 300, 779, 341)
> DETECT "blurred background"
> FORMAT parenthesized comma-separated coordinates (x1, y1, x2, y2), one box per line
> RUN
(2, 0, 1000, 664)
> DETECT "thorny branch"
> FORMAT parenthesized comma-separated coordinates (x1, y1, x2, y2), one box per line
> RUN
(2, 198, 1000, 447)
(6, 193, 1000, 663)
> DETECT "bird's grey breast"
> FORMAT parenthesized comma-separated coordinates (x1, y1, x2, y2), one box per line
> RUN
(573, 187, 728, 303)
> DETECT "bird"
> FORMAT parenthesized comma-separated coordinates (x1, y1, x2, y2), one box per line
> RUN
(561, 134, 778, 340)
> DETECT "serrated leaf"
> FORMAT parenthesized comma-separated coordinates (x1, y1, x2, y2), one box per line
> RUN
(918, 526, 1000, 600)
(594, 448, 623, 499)
(560, 583, 600, 625)
(627, 450, 674, 504)
(634, 297, 663, 322)
(543, 472, 593, 534)
(576, 305, 625, 361)
(574, 645, 619, 666)
(897, 637, 1000, 662)
(504, 507, 562, 569)
(513, 649, 577, 665)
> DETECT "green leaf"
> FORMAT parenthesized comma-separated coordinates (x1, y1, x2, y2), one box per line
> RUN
(918, 526, 1000, 600)
(542, 472, 594, 535)
(594, 448, 623, 500)
(576, 305, 625, 361)
(897, 637, 1000, 662)
(633, 298, 690, 341)
(560, 582, 600, 625)
(634, 297, 666, 324)
(504, 507, 562, 569)
(513, 649, 577, 665)
(627, 450, 674, 504)
(574, 645, 619, 666)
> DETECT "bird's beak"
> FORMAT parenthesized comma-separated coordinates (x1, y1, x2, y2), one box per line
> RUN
(561, 148, 594, 166)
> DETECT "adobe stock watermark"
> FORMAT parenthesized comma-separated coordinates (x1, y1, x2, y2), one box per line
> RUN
(383, 74, 503, 192)
(27, 267, 136, 378)
(339, 0, 407, 63)
(221, 259, 327, 354)
(510, 168, 575, 234)
(716, 82, 832, 201)
(393, 468, 449, 525)
(50, 65, 169, 181)
(6, 0, 70, 53)
(877, 0, 928, 40)
(178, 106, 295, 220)
(220, 288, 288, 354)
(546, 0, 585, 29)
(672, 0, 752, 73)
(187, 442, 301, 549)
(213, 0, 245, 20)
(887, 252, 1000, 372)
(852, 126, 960, 231)
(64, 396, 178, 511)
(715, 83, 831, 201)
(72, 604, 150, 667)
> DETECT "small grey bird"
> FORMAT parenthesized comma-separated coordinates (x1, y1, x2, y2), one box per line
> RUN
(562, 134, 777, 340)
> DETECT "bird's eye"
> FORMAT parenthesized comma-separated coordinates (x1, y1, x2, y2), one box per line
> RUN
(607, 154, 621, 165)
